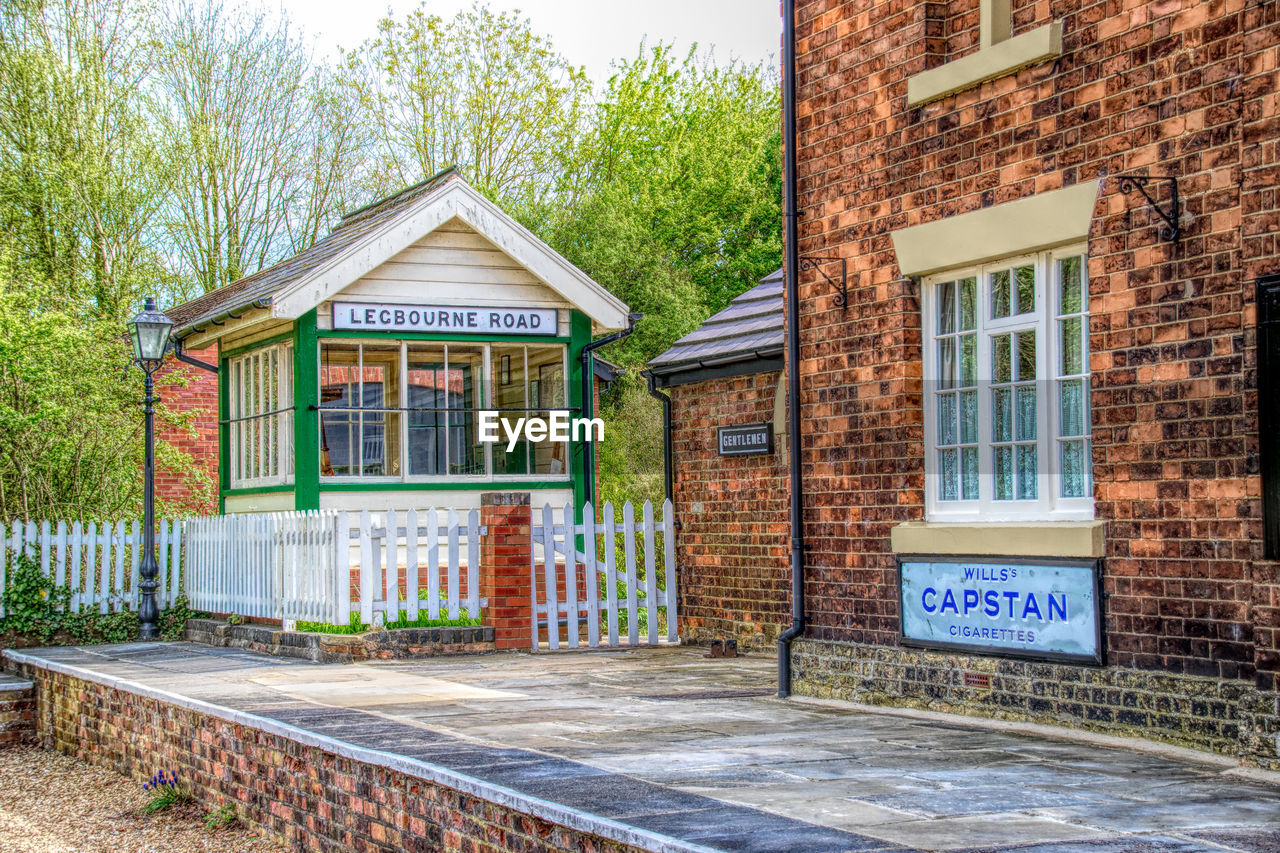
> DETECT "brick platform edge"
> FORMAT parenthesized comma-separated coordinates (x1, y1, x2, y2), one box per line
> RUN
(791, 639, 1280, 771)
(0, 675, 35, 747)
(184, 619, 495, 663)
(4, 651, 676, 853)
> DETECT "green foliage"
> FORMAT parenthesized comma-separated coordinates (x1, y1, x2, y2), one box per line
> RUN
(159, 594, 201, 642)
(346, 1, 590, 210)
(295, 612, 481, 635)
(533, 44, 782, 366)
(141, 770, 192, 814)
(204, 803, 238, 831)
(596, 373, 666, 509)
(0, 551, 207, 646)
(1, 551, 71, 643)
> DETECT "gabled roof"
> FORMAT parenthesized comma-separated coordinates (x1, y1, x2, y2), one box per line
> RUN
(168, 167, 630, 336)
(647, 268, 784, 384)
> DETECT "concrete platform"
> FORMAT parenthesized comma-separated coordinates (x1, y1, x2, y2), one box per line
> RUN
(6, 642, 1280, 853)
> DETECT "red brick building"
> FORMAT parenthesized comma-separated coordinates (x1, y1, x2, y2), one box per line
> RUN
(648, 271, 791, 649)
(655, 0, 1280, 766)
(154, 343, 219, 516)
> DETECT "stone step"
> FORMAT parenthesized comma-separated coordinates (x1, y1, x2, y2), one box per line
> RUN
(0, 673, 36, 748)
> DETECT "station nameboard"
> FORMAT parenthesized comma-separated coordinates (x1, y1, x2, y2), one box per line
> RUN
(333, 302, 558, 336)
(718, 423, 773, 456)
(898, 556, 1102, 664)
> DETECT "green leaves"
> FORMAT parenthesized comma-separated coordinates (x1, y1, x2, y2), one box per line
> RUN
(0, 551, 204, 645)
(346, 1, 590, 209)
(533, 44, 782, 367)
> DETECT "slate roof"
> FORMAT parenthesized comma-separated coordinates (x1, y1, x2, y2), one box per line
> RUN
(167, 167, 461, 335)
(647, 268, 784, 375)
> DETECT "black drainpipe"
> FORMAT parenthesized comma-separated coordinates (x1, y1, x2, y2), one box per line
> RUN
(644, 371, 674, 506)
(777, 0, 806, 699)
(171, 337, 219, 374)
(581, 312, 642, 508)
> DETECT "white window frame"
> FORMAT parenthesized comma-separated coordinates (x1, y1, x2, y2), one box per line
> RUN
(318, 339, 571, 484)
(923, 245, 1092, 522)
(228, 342, 294, 489)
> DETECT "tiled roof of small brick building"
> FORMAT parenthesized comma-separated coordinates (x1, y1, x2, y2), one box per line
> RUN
(166, 166, 461, 334)
(648, 268, 784, 374)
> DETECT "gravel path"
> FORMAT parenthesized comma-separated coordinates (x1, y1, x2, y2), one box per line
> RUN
(0, 747, 288, 852)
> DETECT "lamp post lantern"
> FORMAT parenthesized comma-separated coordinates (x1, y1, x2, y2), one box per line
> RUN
(129, 297, 173, 640)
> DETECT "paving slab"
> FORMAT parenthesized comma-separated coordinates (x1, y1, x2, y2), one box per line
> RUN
(7, 642, 1280, 853)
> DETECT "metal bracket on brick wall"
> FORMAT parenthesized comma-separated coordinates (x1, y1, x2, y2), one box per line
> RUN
(1117, 173, 1181, 244)
(799, 256, 850, 309)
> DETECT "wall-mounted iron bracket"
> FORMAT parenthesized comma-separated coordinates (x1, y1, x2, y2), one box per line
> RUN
(1117, 173, 1181, 244)
(799, 256, 849, 309)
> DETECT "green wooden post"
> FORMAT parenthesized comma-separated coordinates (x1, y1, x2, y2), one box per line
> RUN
(294, 310, 320, 511)
(569, 310, 592, 526)
(218, 352, 230, 514)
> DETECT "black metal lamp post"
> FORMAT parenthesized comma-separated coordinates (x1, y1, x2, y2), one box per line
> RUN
(128, 298, 174, 640)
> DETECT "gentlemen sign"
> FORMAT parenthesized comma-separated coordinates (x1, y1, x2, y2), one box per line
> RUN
(334, 302, 557, 335)
(899, 557, 1102, 663)
(718, 423, 773, 456)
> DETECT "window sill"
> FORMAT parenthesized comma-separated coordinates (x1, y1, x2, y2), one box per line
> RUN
(906, 22, 1063, 107)
(891, 520, 1104, 558)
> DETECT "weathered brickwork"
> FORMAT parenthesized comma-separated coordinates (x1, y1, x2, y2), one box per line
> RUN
(481, 493, 534, 650)
(154, 343, 219, 515)
(184, 619, 495, 663)
(790, 0, 1280, 690)
(0, 677, 35, 748)
(792, 638, 1280, 769)
(13, 662, 645, 853)
(671, 371, 791, 649)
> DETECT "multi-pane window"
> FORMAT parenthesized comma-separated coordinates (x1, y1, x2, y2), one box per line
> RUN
(925, 248, 1092, 521)
(228, 343, 294, 488)
(319, 340, 568, 480)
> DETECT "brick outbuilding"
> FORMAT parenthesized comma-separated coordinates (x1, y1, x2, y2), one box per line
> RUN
(655, 0, 1280, 767)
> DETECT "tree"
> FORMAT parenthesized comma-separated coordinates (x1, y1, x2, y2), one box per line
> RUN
(345, 1, 590, 209)
(0, 252, 200, 521)
(535, 44, 782, 365)
(0, 0, 169, 319)
(152, 1, 360, 296)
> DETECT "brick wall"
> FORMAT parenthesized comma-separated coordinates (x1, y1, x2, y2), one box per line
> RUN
(1241, 1, 1280, 692)
(0, 676, 34, 748)
(670, 370, 790, 648)
(15, 663, 645, 853)
(791, 0, 1280, 684)
(154, 344, 219, 516)
(792, 638, 1280, 769)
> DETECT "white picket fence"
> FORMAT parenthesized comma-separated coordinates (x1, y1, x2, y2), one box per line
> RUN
(184, 508, 485, 627)
(531, 500, 677, 650)
(0, 518, 183, 616)
(3, 501, 677, 647)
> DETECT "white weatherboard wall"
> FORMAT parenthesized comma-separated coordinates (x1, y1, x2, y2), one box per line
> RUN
(317, 218, 573, 336)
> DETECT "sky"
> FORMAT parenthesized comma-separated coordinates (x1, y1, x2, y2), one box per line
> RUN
(271, 0, 781, 84)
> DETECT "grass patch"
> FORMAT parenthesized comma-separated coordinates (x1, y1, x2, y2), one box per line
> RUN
(204, 803, 238, 831)
(296, 612, 482, 635)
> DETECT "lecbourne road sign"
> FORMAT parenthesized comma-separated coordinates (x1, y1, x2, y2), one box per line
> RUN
(898, 556, 1102, 664)
(334, 302, 557, 335)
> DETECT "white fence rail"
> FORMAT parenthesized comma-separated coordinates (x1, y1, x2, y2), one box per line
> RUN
(531, 500, 677, 650)
(0, 519, 183, 617)
(4, 500, 675, 647)
(184, 508, 485, 627)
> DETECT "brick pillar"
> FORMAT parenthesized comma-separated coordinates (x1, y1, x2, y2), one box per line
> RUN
(480, 492, 533, 650)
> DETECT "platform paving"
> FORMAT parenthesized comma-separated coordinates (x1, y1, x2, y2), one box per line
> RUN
(6, 642, 1280, 853)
